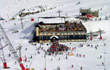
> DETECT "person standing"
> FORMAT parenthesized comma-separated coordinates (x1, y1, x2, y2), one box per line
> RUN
(57, 66, 60, 70)
(80, 66, 83, 70)
(66, 55, 68, 59)
(83, 54, 85, 58)
(72, 65, 73, 68)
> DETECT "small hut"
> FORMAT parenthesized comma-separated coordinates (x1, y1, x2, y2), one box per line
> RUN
(80, 8, 99, 17)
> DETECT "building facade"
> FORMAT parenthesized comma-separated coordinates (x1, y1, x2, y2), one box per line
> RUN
(80, 8, 99, 17)
(33, 19, 87, 43)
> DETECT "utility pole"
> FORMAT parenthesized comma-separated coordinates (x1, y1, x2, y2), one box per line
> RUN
(20, 17, 23, 29)
(44, 51, 47, 70)
(16, 44, 22, 58)
(57, 10, 62, 17)
(104, 42, 106, 70)
(65, 12, 68, 17)
(98, 29, 104, 40)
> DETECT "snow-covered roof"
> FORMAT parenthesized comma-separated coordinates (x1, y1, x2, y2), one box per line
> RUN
(50, 36, 59, 39)
(38, 17, 65, 23)
(38, 17, 77, 24)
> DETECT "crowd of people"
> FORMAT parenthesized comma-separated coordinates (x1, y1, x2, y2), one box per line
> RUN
(47, 44, 69, 55)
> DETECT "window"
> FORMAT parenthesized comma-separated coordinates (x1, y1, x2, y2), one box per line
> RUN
(59, 35, 65, 40)
(73, 35, 75, 39)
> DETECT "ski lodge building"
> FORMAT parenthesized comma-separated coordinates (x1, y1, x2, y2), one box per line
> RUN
(33, 17, 87, 43)
(80, 8, 99, 17)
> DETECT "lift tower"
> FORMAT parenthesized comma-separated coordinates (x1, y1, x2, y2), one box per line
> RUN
(0, 24, 29, 70)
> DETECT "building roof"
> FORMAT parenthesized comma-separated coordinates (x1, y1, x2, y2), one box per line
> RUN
(36, 17, 87, 33)
(38, 17, 76, 24)
(38, 17, 65, 23)
(0, 17, 4, 20)
(37, 21, 86, 32)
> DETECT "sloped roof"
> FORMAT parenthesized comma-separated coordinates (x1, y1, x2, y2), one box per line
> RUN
(0, 17, 4, 20)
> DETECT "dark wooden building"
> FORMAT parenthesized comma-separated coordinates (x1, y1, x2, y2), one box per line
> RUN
(33, 17, 87, 43)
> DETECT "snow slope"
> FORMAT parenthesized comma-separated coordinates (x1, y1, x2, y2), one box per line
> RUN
(0, 0, 110, 19)
(0, 0, 110, 70)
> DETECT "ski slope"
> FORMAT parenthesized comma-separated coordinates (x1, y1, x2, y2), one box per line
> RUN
(0, 0, 110, 19)
(0, 0, 110, 70)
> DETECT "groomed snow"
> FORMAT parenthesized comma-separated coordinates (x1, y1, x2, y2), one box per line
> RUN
(0, 0, 110, 70)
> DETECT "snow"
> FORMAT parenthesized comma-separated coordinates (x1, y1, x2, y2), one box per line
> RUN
(0, 0, 110, 70)
(38, 17, 65, 23)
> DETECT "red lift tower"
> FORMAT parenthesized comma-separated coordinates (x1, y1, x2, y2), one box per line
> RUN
(0, 24, 29, 70)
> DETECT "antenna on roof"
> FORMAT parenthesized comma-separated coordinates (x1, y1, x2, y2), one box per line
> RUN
(56, 10, 63, 17)
(65, 12, 68, 17)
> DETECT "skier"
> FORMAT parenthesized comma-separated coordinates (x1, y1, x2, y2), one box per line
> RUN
(44, 68, 46, 70)
(70, 43, 71, 45)
(83, 54, 85, 58)
(25, 57, 27, 62)
(104, 43, 106, 46)
(57, 66, 60, 70)
(37, 51, 40, 54)
(91, 44, 93, 48)
(51, 58, 53, 61)
(26, 65, 28, 67)
(102, 62, 104, 66)
(14, 23, 16, 25)
(66, 55, 68, 59)
(55, 52, 57, 56)
(25, 48, 27, 51)
(31, 55, 32, 59)
(71, 65, 73, 68)
(100, 55, 102, 59)
(47, 43, 49, 46)
(41, 47, 43, 50)
(87, 44, 90, 47)
(15, 61, 17, 65)
(59, 57, 60, 61)
(76, 53, 78, 57)
(72, 48, 74, 51)
(8, 53, 11, 57)
(79, 54, 81, 57)
(95, 46, 97, 50)
(80, 66, 83, 70)
(80, 44, 83, 47)
(97, 44, 99, 47)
